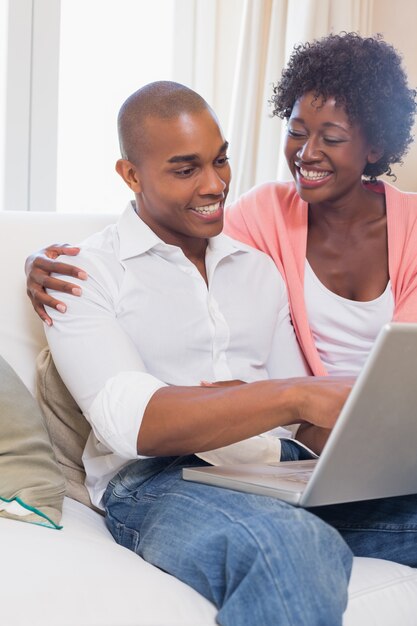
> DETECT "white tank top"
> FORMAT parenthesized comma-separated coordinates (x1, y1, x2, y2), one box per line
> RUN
(304, 260, 395, 376)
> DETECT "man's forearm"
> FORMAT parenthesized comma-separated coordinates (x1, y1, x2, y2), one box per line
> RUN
(137, 377, 350, 456)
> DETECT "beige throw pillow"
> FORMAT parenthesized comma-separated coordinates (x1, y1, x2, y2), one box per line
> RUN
(36, 347, 101, 514)
(0, 354, 65, 529)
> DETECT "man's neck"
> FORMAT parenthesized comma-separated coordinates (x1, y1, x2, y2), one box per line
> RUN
(133, 199, 209, 283)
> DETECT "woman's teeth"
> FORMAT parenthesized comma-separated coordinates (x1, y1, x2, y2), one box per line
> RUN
(193, 202, 221, 215)
(300, 168, 331, 180)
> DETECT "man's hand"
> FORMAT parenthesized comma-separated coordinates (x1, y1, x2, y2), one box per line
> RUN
(293, 376, 355, 430)
(25, 244, 86, 325)
(200, 376, 353, 436)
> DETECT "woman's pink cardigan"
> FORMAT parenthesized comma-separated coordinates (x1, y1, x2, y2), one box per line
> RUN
(224, 180, 417, 376)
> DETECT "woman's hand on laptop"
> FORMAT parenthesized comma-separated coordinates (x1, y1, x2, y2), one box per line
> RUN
(25, 244, 86, 325)
(295, 424, 332, 455)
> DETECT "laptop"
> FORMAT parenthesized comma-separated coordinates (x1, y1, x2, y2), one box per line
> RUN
(183, 322, 417, 507)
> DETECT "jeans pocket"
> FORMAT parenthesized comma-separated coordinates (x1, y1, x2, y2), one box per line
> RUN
(111, 455, 195, 502)
(141, 456, 188, 498)
(120, 524, 140, 553)
(110, 519, 141, 553)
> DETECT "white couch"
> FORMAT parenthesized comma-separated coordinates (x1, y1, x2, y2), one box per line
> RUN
(1, 210, 417, 626)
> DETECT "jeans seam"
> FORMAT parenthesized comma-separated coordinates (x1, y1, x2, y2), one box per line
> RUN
(231, 517, 297, 626)
(109, 490, 157, 503)
(157, 490, 301, 626)
(332, 524, 417, 532)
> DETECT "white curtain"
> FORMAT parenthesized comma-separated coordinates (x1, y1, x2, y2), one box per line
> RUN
(226, 0, 374, 202)
(173, 0, 245, 134)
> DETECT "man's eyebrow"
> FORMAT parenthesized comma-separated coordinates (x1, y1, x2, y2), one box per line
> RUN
(167, 141, 229, 164)
(167, 154, 198, 164)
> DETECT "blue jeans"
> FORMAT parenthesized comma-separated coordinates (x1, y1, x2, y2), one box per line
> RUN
(104, 454, 353, 626)
(281, 440, 417, 567)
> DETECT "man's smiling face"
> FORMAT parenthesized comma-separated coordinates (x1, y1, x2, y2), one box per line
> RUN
(122, 108, 231, 248)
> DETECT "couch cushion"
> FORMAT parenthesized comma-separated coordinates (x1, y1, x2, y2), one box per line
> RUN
(0, 211, 116, 395)
(344, 557, 417, 625)
(0, 497, 218, 626)
(36, 347, 98, 511)
(1, 496, 417, 626)
(0, 354, 65, 528)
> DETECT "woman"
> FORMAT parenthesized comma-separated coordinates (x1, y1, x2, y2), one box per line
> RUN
(26, 32, 417, 379)
(224, 31, 417, 376)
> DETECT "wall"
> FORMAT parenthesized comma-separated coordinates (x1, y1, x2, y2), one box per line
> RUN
(214, 0, 417, 194)
(371, 0, 417, 190)
(0, 1, 7, 207)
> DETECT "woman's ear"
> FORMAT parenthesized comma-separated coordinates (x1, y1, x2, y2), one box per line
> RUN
(367, 145, 384, 165)
(115, 159, 142, 192)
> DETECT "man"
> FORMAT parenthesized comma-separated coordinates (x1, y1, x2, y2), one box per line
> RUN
(35, 81, 353, 626)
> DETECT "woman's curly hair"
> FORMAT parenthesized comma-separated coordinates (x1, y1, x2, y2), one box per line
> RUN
(271, 32, 417, 179)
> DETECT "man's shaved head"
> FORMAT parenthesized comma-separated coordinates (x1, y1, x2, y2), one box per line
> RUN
(118, 81, 210, 163)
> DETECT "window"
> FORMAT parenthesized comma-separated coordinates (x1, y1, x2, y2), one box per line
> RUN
(57, 0, 175, 213)
(0, 0, 243, 212)
(0, 0, 178, 213)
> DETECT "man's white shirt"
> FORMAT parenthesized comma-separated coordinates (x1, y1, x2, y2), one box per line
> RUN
(46, 203, 309, 507)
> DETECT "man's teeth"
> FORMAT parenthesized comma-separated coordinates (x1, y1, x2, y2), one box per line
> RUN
(300, 168, 331, 180)
(193, 202, 220, 215)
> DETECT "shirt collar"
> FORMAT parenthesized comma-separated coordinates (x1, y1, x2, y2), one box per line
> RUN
(117, 201, 250, 262)
(117, 202, 164, 260)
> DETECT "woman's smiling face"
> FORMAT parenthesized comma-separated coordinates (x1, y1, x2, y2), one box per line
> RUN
(284, 92, 381, 207)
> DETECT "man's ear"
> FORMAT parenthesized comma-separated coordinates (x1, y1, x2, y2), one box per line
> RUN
(115, 159, 142, 192)
(367, 145, 384, 165)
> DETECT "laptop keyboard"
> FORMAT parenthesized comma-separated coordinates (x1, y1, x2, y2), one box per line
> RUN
(265, 460, 317, 485)
(279, 471, 313, 484)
